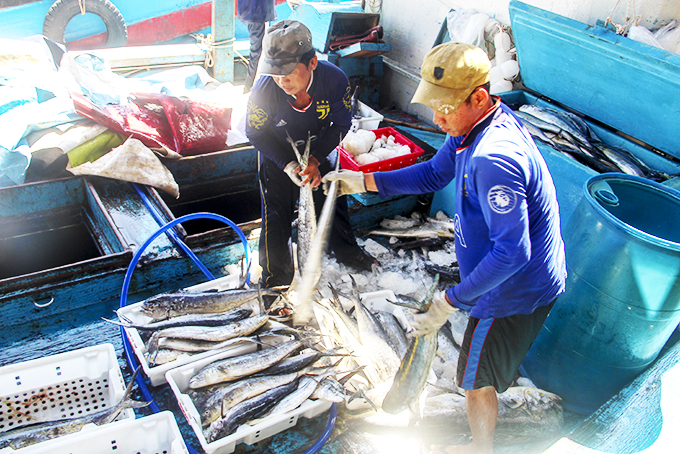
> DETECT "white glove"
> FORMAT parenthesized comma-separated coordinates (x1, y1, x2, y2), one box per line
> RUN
(321, 169, 366, 196)
(284, 161, 303, 186)
(410, 290, 457, 336)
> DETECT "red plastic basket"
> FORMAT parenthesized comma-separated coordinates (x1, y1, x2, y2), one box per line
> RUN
(338, 127, 425, 173)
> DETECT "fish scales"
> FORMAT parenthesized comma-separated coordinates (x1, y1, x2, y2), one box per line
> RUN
(151, 315, 269, 343)
(381, 330, 438, 414)
(248, 376, 320, 426)
(381, 275, 440, 414)
(140, 288, 268, 321)
(188, 339, 303, 388)
(204, 380, 299, 443)
(115, 308, 253, 330)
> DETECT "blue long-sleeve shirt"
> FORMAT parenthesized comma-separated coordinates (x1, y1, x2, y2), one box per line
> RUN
(374, 99, 567, 319)
(245, 60, 352, 169)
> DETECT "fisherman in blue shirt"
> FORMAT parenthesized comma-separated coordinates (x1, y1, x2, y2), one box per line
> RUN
(246, 20, 377, 289)
(323, 42, 567, 454)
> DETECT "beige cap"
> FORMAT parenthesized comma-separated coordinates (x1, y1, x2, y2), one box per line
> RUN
(411, 42, 491, 115)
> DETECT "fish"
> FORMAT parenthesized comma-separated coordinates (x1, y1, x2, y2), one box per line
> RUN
(369, 216, 455, 239)
(350, 276, 401, 382)
(381, 275, 440, 414)
(285, 130, 316, 277)
(203, 380, 299, 443)
(247, 375, 321, 426)
(374, 310, 409, 358)
(110, 308, 253, 330)
(0, 367, 148, 450)
(154, 335, 256, 353)
(146, 314, 269, 359)
(420, 386, 564, 438)
(188, 339, 304, 388)
(386, 236, 450, 251)
(519, 104, 592, 147)
(292, 156, 341, 325)
(139, 288, 271, 321)
(311, 376, 348, 403)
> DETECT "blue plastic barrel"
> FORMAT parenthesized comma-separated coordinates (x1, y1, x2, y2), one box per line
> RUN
(521, 173, 680, 414)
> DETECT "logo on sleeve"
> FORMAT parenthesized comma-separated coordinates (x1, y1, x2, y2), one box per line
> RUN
(316, 100, 330, 120)
(247, 101, 268, 130)
(343, 86, 352, 110)
(488, 185, 516, 214)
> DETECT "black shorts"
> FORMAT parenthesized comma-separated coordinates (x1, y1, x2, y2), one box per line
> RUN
(456, 300, 555, 393)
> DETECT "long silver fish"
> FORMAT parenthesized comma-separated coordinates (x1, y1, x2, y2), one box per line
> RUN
(204, 380, 299, 443)
(286, 130, 316, 276)
(0, 367, 148, 450)
(149, 315, 269, 344)
(350, 276, 401, 382)
(248, 375, 321, 426)
(292, 156, 341, 325)
(111, 308, 253, 330)
(519, 104, 592, 147)
(188, 339, 303, 388)
(382, 275, 440, 414)
(140, 288, 271, 321)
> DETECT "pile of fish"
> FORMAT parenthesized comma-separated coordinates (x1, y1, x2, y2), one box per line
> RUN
(514, 104, 671, 181)
(184, 330, 356, 444)
(111, 286, 285, 366)
(312, 272, 565, 441)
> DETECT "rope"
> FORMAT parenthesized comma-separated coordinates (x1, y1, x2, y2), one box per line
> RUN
(78, 0, 86, 15)
(605, 0, 642, 35)
(192, 33, 236, 68)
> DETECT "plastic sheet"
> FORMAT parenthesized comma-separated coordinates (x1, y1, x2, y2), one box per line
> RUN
(71, 91, 232, 158)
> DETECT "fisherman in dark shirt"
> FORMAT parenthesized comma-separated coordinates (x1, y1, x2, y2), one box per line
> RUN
(237, 0, 276, 93)
(246, 20, 377, 289)
(323, 42, 567, 454)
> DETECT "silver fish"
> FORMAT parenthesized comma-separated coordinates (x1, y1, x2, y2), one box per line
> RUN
(140, 288, 269, 321)
(112, 308, 253, 330)
(146, 315, 269, 359)
(248, 375, 320, 426)
(0, 367, 148, 450)
(519, 104, 591, 147)
(369, 221, 455, 239)
(350, 276, 401, 382)
(155, 336, 256, 353)
(204, 380, 299, 443)
(189, 339, 303, 388)
(310, 376, 347, 403)
(286, 130, 316, 276)
(382, 275, 440, 414)
(292, 155, 341, 325)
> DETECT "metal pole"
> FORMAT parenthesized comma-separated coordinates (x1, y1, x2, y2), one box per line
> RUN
(212, 0, 235, 83)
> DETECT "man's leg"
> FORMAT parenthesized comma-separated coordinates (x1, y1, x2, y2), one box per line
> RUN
(258, 156, 296, 287)
(244, 21, 266, 92)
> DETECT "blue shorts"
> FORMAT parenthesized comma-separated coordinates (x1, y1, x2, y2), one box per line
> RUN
(456, 300, 555, 393)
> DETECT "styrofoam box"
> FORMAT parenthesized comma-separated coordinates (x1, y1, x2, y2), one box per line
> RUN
(0, 343, 134, 449)
(119, 274, 262, 386)
(351, 100, 384, 132)
(15, 411, 189, 454)
(166, 344, 332, 454)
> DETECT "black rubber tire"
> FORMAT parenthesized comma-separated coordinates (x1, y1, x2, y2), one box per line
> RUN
(43, 0, 128, 48)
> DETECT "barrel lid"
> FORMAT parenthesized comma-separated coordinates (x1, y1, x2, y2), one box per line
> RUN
(509, 1, 680, 159)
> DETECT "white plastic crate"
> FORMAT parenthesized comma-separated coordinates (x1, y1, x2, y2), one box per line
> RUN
(0, 343, 134, 450)
(15, 411, 189, 454)
(119, 274, 260, 386)
(351, 100, 384, 132)
(166, 343, 332, 454)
